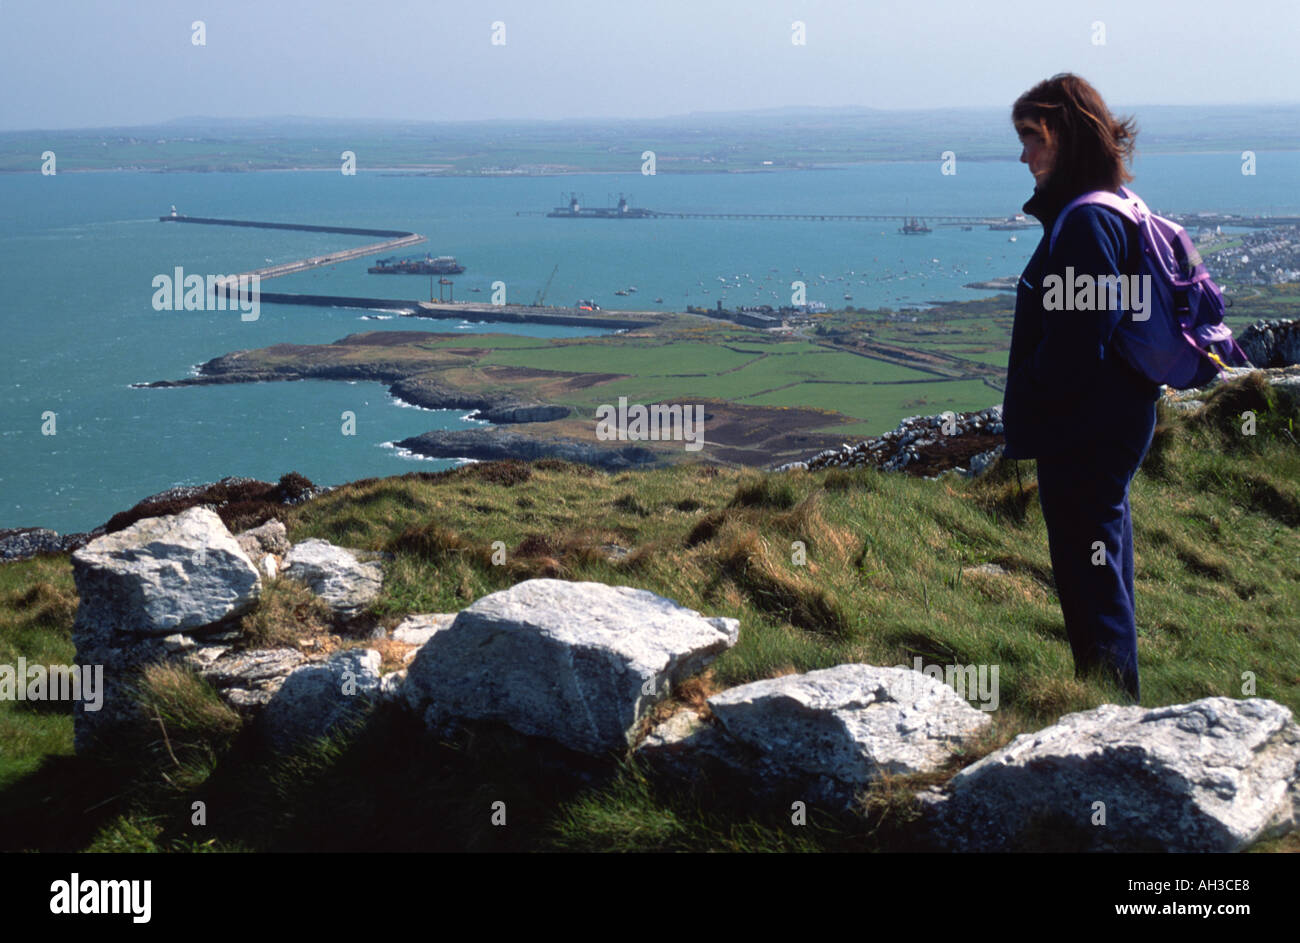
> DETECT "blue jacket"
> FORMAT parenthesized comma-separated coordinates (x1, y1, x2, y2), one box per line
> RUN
(1001, 185, 1162, 460)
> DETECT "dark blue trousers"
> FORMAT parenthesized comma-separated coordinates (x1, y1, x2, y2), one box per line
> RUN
(1033, 403, 1156, 702)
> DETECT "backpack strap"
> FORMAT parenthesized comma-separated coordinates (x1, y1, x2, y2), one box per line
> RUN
(1048, 186, 1143, 254)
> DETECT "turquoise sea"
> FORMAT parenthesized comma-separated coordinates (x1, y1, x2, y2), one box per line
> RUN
(3, 152, 1298, 534)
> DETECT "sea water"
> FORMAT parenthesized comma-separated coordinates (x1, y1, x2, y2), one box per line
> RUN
(2, 152, 1296, 533)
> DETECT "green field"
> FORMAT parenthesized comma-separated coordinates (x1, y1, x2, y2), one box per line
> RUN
(187, 285, 1298, 465)
(780, 378, 1002, 432)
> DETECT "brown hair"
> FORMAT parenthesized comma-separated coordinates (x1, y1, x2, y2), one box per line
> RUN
(1012, 73, 1137, 196)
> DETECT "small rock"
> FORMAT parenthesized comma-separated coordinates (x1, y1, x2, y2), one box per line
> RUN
(263, 648, 382, 750)
(962, 563, 1009, 578)
(282, 538, 384, 618)
(391, 613, 457, 646)
(203, 648, 306, 689)
(379, 669, 407, 702)
(236, 518, 291, 560)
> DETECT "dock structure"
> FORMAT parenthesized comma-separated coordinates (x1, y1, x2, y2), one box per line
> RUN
(414, 301, 656, 329)
(521, 208, 1004, 224)
(158, 212, 663, 328)
(158, 215, 415, 238)
(159, 214, 425, 282)
(524, 206, 1300, 230)
(648, 211, 1000, 224)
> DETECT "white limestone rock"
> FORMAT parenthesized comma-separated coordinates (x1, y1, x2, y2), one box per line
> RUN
(403, 578, 739, 754)
(282, 538, 384, 618)
(919, 696, 1300, 851)
(71, 506, 261, 637)
(391, 613, 458, 646)
(705, 664, 991, 782)
(262, 648, 382, 750)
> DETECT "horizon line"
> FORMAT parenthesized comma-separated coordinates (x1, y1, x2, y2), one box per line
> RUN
(5, 100, 1300, 136)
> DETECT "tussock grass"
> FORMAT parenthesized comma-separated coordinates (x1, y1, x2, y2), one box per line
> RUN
(237, 575, 336, 649)
(129, 663, 244, 793)
(1, 373, 1297, 851)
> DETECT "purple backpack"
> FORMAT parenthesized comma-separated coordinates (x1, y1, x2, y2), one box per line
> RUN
(1049, 185, 1252, 389)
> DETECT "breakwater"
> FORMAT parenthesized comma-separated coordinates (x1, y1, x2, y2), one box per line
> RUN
(256, 292, 420, 313)
(247, 293, 655, 327)
(159, 214, 653, 327)
(159, 214, 425, 283)
(413, 301, 655, 329)
(159, 215, 415, 238)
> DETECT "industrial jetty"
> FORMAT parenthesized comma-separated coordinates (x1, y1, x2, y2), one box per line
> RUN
(157, 211, 657, 329)
(547, 193, 654, 219)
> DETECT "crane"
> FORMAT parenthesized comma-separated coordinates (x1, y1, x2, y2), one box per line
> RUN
(533, 263, 559, 307)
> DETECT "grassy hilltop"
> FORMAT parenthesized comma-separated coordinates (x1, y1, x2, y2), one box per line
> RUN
(1, 371, 1298, 853)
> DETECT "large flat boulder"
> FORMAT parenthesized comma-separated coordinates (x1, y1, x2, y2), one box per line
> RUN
(403, 578, 739, 755)
(638, 663, 991, 808)
(72, 506, 261, 637)
(919, 696, 1300, 851)
(69, 506, 263, 750)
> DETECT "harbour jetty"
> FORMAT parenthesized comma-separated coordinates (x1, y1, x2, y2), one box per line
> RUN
(159, 213, 425, 283)
(158, 214, 415, 238)
(527, 197, 1300, 231)
(413, 301, 655, 329)
(236, 293, 657, 327)
(158, 212, 651, 327)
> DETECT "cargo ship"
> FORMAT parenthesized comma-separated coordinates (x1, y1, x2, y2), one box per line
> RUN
(368, 254, 465, 275)
(547, 193, 655, 219)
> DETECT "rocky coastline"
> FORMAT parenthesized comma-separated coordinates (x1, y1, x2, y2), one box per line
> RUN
(9, 319, 1297, 565)
(774, 405, 1007, 478)
(0, 473, 333, 563)
(394, 427, 661, 470)
(139, 355, 569, 425)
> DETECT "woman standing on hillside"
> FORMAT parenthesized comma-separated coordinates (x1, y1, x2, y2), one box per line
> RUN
(1001, 74, 1161, 702)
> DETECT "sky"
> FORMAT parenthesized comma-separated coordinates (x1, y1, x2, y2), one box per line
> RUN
(2, 0, 1298, 130)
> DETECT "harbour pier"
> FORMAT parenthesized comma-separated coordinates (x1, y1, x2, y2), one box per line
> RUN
(247, 294, 657, 328)
(159, 212, 661, 327)
(158, 214, 426, 282)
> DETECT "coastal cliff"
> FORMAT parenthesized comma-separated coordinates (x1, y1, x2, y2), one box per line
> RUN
(396, 426, 659, 469)
(140, 338, 571, 425)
